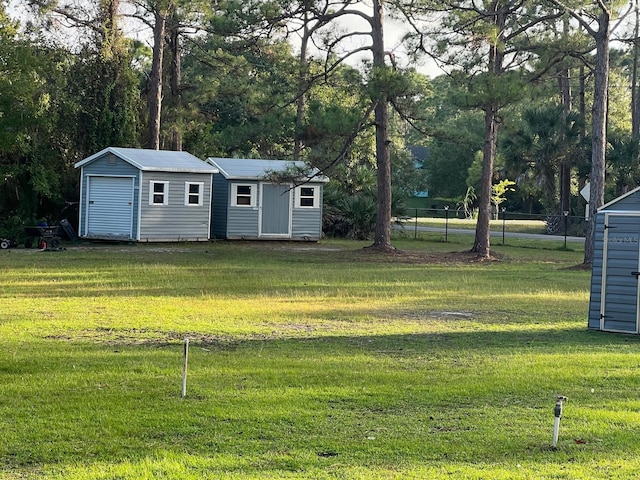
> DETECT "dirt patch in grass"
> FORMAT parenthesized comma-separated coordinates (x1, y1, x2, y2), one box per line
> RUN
(397, 310, 475, 321)
(238, 241, 503, 265)
(45, 328, 288, 348)
(562, 262, 591, 271)
(354, 248, 503, 265)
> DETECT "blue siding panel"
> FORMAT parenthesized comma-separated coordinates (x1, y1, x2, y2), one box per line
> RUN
(211, 176, 229, 238)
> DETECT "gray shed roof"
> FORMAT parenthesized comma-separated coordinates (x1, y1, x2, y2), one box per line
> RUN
(206, 157, 328, 182)
(75, 147, 218, 173)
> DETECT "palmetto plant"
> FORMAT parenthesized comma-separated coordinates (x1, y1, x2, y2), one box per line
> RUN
(323, 184, 407, 240)
(503, 104, 584, 213)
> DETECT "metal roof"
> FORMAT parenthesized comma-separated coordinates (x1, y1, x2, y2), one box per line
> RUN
(206, 157, 328, 182)
(75, 147, 218, 173)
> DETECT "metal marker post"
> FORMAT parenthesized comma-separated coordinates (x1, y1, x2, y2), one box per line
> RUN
(182, 337, 189, 399)
(563, 211, 569, 248)
(501, 208, 506, 245)
(444, 206, 449, 243)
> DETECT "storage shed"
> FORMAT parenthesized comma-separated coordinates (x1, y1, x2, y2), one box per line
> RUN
(207, 157, 328, 241)
(588, 187, 640, 333)
(75, 147, 217, 242)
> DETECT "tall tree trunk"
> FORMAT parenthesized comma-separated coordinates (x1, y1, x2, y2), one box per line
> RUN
(294, 9, 310, 161)
(632, 0, 640, 144)
(371, 0, 393, 250)
(558, 64, 572, 213)
(472, 2, 504, 259)
(148, 8, 166, 150)
(557, 14, 572, 214)
(168, 13, 182, 151)
(101, 0, 119, 50)
(473, 105, 497, 257)
(584, 9, 610, 264)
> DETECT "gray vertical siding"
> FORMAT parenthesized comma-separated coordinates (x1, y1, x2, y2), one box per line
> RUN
(590, 211, 640, 333)
(139, 171, 212, 241)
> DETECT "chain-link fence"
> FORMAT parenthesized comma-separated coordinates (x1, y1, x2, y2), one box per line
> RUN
(397, 208, 587, 246)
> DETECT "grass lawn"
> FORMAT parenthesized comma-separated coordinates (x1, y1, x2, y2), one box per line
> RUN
(1, 236, 639, 479)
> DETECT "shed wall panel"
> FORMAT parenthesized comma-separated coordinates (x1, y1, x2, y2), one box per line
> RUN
(226, 181, 260, 238)
(593, 212, 640, 333)
(211, 176, 229, 238)
(291, 186, 323, 240)
(227, 208, 260, 238)
(82, 154, 139, 176)
(292, 208, 322, 239)
(139, 171, 211, 241)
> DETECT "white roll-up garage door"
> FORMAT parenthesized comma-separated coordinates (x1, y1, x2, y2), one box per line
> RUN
(86, 176, 134, 238)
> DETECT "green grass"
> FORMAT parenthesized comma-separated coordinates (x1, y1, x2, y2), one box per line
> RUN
(2, 237, 639, 479)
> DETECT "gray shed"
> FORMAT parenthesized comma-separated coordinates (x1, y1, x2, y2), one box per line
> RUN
(207, 157, 328, 241)
(75, 147, 218, 242)
(588, 187, 640, 333)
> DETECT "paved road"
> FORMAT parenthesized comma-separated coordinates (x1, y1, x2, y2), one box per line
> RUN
(398, 224, 585, 244)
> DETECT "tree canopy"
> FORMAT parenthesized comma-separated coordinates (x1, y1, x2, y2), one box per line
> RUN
(1, 0, 638, 261)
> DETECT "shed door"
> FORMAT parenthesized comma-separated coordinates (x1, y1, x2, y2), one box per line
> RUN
(86, 176, 134, 238)
(260, 183, 291, 237)
(601, 213, 640, 333)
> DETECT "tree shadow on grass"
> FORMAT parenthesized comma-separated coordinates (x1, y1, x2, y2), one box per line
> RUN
(3, 327, 640, 477)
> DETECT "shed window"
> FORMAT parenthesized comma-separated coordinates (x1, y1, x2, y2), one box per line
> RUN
(295, 186, 319, 208)
(185, 182, 204, 206)
(232, 184, 256, 207)
(150, 181, 169, 205)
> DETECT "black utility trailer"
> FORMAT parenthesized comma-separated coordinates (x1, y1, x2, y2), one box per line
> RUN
(24, 225, 63, 250)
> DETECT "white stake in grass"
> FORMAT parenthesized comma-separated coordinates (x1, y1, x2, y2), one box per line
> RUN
(182, 337, 189, 398)
(552, 395, 568, 449)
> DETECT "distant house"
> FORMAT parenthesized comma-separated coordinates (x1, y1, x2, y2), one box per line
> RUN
(75, 147, 217, 242)
(207, 157, 328, 241)
(408, 145, 429, 198)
